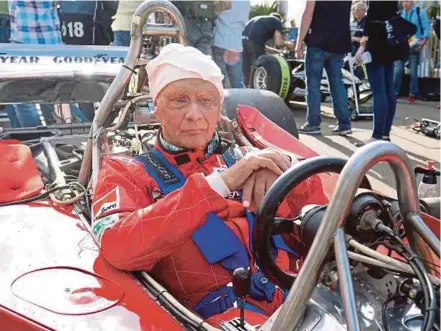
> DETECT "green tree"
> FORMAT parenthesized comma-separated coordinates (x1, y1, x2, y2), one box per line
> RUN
(249, 1, 284, 19)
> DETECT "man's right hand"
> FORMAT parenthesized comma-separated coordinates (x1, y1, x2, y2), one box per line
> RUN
(220, 148, 291, 191)
(295, 42, 304, 59)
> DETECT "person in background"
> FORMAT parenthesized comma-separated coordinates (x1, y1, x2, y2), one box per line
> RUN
(296, 0, 352, 136)
(350, 2, 366, 55)
(242, 13, 294, 86)
(213, 0, 250, 88)
(172, 1, 221, 56)
(355, 1, 409, 145)
(0, 0, 21, 128)
(350, 1, 367, 80)
(8, 0, 61, 127)
(59, 1, 118, 46)
(9, 0, 90, 126)
(393, 0, 430, 104)
(58, 0, 118, 122)
(289, 19, 298, 42)
(0, 1, 9, 43)
(112, 0, 143, 46)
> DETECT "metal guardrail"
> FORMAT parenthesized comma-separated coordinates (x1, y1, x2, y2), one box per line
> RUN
(418, 28, 440, 78)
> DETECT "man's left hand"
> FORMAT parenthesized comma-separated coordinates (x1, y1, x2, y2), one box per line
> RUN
(242, 169, 280, 211)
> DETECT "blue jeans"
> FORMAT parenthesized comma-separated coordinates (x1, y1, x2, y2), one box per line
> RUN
(11, 104, 43, 127)
(213, 46, 245, 88)
(0, 15, 9, 42)
(367, 62, 396, 139)
(305, 47, 351, 128)
(113, 31, 130, 46)
(394, 53, 419, 97)
(0, 15, 20, 127)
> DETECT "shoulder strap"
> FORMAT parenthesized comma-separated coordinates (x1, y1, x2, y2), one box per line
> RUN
(221, 147, 238, 168)
(221, 146, 248, 168)
(134, 149, 186, 194)
(416, 7, 424, 35)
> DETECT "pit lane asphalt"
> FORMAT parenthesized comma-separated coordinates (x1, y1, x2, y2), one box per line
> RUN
(290, 98, 441, 197)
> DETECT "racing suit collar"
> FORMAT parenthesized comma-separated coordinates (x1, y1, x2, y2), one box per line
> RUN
(158, 129, 220, 156)
(156, 129, 222, 166)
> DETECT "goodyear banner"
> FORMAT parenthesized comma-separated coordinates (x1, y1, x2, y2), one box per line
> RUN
(0, 43, 128, 68)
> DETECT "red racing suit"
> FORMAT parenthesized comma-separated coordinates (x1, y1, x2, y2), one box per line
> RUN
(92, 141, 328, 317)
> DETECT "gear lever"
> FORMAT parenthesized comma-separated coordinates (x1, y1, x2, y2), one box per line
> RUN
(232, 268, 251, 328)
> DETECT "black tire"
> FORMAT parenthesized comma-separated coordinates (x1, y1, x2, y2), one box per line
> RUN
(223, 88, 299, 139)
(249, 54, 293, 103)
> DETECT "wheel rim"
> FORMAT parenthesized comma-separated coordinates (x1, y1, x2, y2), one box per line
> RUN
(253, 67, 268, 90)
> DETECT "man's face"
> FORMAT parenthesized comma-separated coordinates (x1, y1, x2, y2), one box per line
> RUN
(402, 1, 413, 10)
(155, 78, 222, 150)
(355, 7, 366, 20)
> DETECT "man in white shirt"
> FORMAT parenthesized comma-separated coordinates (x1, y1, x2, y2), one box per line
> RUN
(213, 0, 250, 88)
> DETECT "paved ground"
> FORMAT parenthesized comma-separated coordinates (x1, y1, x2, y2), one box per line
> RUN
(289, 98, 440, 197)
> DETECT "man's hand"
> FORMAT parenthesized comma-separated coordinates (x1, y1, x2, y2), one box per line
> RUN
(295, 41, 304, 59)
(351, 36, 361, 42)
(242, 169, 279, 211)
(286, 41, 296, 52)
(220, 148, 291, 191)
(355, 45, 366, 65)
(415, 39, 427, 53)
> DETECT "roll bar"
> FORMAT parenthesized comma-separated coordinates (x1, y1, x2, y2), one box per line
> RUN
(78, 0, 186, 188)
(272, 141, 440, 330)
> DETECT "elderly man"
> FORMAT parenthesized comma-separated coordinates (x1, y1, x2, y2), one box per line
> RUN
(350, 2, 367, 79)
(350, 2, 366, 55)
(92, 44, 327, 322)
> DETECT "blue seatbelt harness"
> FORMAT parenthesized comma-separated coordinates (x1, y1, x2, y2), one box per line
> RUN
(134, 148, 298, 318)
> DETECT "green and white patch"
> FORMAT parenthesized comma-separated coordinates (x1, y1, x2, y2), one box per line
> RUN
(92, 213, 119, 245)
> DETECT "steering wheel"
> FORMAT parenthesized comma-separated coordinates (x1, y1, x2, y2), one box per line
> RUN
(252, 156, 371, 290)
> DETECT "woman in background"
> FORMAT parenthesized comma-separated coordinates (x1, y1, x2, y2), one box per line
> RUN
(289, 19, 298, 42)
(355, 1, 409, 145)
(112, 0, 143, 46)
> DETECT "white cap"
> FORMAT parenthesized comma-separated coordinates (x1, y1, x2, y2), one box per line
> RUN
(146, 43, 224, 101)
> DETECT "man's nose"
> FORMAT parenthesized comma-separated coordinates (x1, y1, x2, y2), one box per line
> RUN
(185, 101, 204, 120)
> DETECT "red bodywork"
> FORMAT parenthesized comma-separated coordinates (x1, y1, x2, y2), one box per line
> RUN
(0, 105, 439, 331)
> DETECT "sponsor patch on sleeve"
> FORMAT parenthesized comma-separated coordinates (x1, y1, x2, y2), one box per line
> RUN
(92, 213, 119, 245)
(92, 187, 120, 219)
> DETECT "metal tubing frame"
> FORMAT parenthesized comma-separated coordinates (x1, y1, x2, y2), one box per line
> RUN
(271, 141, 440, 330)
(78, 0, 187, 188)
(144, 24, 180, 37)
(41, 139, 66, 186)
(334, 229, 361, 331)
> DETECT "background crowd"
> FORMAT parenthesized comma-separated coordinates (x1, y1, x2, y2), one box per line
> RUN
(0, 0, 439, 142)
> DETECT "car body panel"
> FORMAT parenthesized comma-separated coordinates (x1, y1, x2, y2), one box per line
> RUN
(0, 204, 184, 331)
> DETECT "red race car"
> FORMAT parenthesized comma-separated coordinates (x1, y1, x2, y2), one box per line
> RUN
(0, 2, 439, 331)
